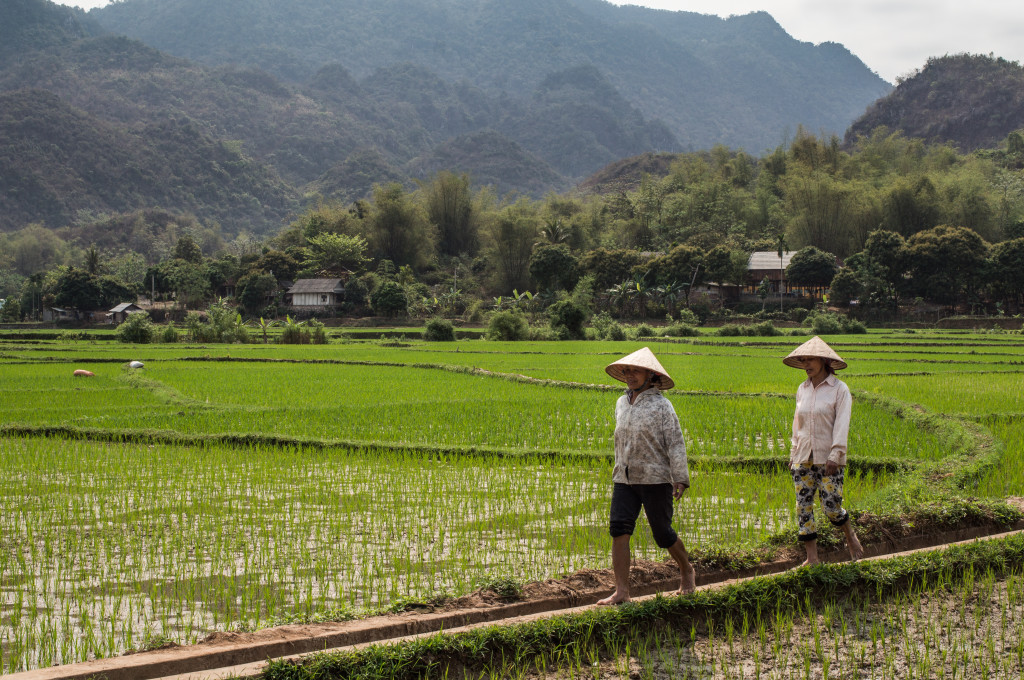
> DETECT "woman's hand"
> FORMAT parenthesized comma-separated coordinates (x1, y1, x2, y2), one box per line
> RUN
(825, 461, 839, 477)
(673, 482, 687, 499)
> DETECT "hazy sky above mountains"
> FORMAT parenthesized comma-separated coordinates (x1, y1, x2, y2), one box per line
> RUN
(617, 0, 1024, 83)
(57, 0, 1024, 83)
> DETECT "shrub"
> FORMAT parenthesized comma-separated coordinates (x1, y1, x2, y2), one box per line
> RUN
(688, 302, 712, 324)
(662, 323, 700, 337)
(790, 307, 810, 323)
(715, 322, 780, 337)
(464, 299, 486, 324)
(279, 324, 305, 344)
(370, 280, 408, 317)
(674, 308, 700, 326)
(424, 317, 455, 342)
(0, 298, 22, 321)
(159, 322, 179, 344)
(487, 310, 529, 341)
(276, 318, 327, 344)
(115, 312, 154, 344)
(751, 320, 781, 336)
(845, 318, 868, 334)
(808, 311, 868, 335)
(590, 312, 627, 341)
(547, 299, 587, 340)
(527, 325, 557, 341)
(307, 318, 329, 344)
(631, 323, 656, 339)
(57, 329, 87, 342)
(810, 313, 844, 335)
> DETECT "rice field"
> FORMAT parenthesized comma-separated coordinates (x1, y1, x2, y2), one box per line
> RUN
(518, 563, 1024, 680)
(0, 330, 1022, 672)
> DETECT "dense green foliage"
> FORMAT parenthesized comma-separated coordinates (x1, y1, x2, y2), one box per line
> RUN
(422, 317, 455, 342)
(114, 310, 154, 343)
(486, 309, 530, 341)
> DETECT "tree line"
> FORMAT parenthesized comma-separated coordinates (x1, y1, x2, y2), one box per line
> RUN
(2, 126, 1023, 324)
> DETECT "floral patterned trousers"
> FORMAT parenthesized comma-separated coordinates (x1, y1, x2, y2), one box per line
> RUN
(791, 462, 849, 542)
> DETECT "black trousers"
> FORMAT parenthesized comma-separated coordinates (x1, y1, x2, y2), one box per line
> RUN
(608, 482, 678, 549)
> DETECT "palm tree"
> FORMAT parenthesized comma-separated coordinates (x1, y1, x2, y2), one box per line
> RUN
(539, 218, 569, 245)
(776, 232, 789, 312)
(84, 247, 102, 276)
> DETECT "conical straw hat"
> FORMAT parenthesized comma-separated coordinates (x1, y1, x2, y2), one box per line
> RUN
(783, 336, 847, 370)
(606, 347, 675, 390)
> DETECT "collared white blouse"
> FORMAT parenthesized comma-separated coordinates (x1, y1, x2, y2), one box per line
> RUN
(790, 374, 852, 467)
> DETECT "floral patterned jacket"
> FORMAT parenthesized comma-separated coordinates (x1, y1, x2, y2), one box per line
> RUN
(612, 388, 689, 487)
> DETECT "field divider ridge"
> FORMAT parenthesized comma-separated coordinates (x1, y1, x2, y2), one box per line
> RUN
(0, 423, 912, 474)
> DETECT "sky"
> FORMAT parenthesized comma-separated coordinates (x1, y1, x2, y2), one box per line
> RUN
(55, 0, 1024, 83)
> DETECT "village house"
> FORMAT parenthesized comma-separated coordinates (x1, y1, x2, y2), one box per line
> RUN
(107, 302, 145, 324)
(745, 251, 796, 296)
(42, 307, 79, 322)
(286, 279, 345, 309)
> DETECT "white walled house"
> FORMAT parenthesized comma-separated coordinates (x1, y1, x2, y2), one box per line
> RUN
(286, 279, 345, 308)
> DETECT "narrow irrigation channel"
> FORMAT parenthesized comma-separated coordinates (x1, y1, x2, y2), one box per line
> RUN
(8, 524, 1024, 680)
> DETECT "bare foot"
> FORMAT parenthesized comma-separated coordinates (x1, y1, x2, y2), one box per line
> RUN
(797, 557, 820, 568)
(675, 564, 696, 595)
(597, 591, 630, 606)
(848, 533, 864, 562)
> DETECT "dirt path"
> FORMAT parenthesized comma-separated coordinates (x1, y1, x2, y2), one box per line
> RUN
(9, 520, 1024, 680)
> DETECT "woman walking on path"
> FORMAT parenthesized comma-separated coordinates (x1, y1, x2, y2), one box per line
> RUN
(784, 336, 864, 566)
(597, 347, 696, 605)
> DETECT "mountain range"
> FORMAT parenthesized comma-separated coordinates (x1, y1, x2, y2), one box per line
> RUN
(1, 0, 899, 235)
(846, 53, 1024, 152)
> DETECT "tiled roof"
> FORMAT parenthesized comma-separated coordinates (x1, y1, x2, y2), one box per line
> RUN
(287, 279, 344, 294)
(747, 251, 796, 270)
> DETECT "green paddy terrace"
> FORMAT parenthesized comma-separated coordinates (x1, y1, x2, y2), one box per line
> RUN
(0, 330, 1022, 672)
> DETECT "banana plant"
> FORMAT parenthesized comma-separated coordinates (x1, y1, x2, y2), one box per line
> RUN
(245, 316, 280, 344)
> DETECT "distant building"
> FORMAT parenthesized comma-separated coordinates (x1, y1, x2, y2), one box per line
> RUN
(108, 302, 145, 324)
(42, 307, 78, 322)
(746, 251, 796, 294)
(286, 279, 345, 308)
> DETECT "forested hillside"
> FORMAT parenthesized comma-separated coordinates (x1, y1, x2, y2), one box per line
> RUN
(89, 0, 891, 153)
(0, 0, 681, 231)
(847, 54, 1024, 152)
(0, 89, 298, 232)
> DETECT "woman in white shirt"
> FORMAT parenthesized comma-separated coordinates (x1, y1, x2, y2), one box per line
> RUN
(784, 336, 864, 566)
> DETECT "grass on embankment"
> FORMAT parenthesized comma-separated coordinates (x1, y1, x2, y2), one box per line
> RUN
(262, 534, 1024, 680)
